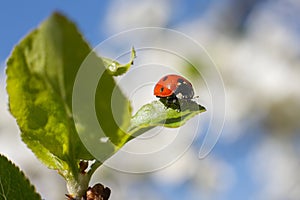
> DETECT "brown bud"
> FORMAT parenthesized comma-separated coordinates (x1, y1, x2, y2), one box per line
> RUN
(86, 183, 111, 200)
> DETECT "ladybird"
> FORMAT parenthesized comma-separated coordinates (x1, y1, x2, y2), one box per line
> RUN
(154, 74, 195, 109)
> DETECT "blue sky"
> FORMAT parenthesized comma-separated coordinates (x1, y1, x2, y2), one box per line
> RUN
(0, 0, 110, 64)
(0, 0, 223, 65)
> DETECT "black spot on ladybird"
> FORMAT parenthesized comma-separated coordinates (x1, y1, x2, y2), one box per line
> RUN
(162, 76, 168, 81)
(177, 78, 185, 83)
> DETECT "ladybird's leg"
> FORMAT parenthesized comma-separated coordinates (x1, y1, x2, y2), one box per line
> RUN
(174, 100, 181, 111)
(166, 96, 175, 109)
(168, 95, 181, 111)
(159, 97, 170, 109)
(159, 96, 173, 109)
(159, 95, 181, 110)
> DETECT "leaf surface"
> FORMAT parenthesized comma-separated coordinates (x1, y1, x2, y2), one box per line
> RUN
(128, 100, 206, 138)
(6, 12, 95, 178)
(0, 155, 41, 200)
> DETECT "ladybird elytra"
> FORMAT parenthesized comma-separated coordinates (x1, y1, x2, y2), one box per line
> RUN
(154, 74, 195, 109)
(154, 74, 194, 99)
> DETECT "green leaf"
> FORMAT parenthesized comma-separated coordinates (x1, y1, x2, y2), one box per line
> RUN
(6, 12, 93, 175)
(95, 71, 132, 146)
(0, 154, 41, 200)
(128, 100, 206, 138)
(6, 12, 132, 197)
(103, 46, 136, 76)
(72, 52, 132, 162)
(6, 13, 102, 197)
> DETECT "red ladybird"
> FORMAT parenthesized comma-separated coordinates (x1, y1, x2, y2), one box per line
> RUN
(154, 74, 195, 108)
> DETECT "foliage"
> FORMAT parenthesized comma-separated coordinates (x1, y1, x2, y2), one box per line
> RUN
(6, 12, 205, 198)
(0, 155, 41, 200)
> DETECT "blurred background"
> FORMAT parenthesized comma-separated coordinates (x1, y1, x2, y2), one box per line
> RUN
(1, 0, 300, 199)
